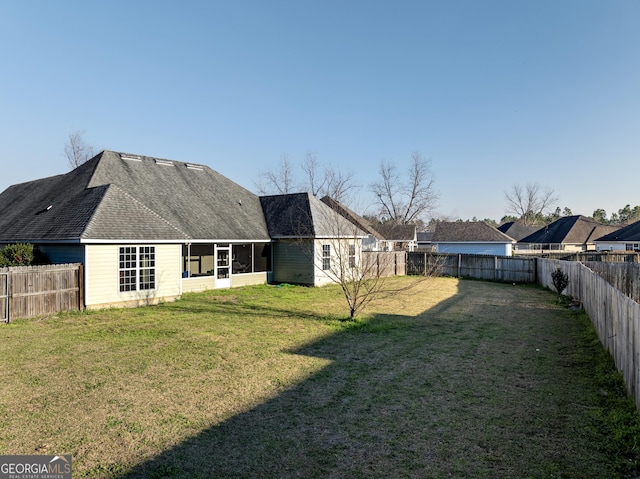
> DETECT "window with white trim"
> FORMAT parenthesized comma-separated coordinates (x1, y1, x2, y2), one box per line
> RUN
(119, 246, 156, 292)
(348, 244, 356, 268)
(322, 244, 331, 270)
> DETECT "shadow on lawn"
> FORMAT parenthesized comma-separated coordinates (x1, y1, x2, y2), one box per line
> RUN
(116, 281, 598, 479)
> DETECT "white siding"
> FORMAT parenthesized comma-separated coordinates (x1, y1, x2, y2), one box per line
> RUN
(85, 244, 181, 309)
(313, 238, 362, 286)
(231, 272, 268, 288)
(436, 242, 512, 256)
(182, 276, 216, 293)
(596, 242, 631, 252)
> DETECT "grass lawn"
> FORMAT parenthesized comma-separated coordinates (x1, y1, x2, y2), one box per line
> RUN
(1, 276, 639, 478)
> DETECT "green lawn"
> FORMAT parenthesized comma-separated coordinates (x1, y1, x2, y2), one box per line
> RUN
(0, 277, 639, 478)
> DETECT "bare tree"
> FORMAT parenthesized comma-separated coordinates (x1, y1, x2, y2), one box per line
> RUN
(256, 152, 358, 204)
(301, 201, 439, 319)
(255, 155, 296, 195)
(300, 152, 326, 197)
(504, 183, 559, 226)
(370, 152, 438, 225)
(64, 130, 96, 169)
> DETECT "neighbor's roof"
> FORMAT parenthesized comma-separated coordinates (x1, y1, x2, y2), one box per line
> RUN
(417, 231, 434, 243)
(433, 222, 516, 243)
(260, 192, 366, 239)
(370, 223, 417, 242)
(497, 221, 541, 241)
(594, 220, 640, 242)
(319, 195, 384, 240)
(0, 150, 270, 242)
(519, 215, 618, 245)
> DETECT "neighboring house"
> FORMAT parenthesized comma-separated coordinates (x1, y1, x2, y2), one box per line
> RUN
(432, 222, 516, 256)
(0, 151, 272, 309)
(416, 231, 434, 250)
(497, 221, 542, 254)
(594, 220, 640, 251)
(371, 223, 418, 252)
(517, 215, 618, 254)
(260, 193, 366, 286)
(319, 196, 387, 251)
(497, 221, 540, 241)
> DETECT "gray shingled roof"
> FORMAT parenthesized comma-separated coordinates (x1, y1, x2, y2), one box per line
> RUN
(370, 223, 417, 242)
(497, 221, 541, 241)
(433, 222, 515, 243)
(261, 193, 366, 239)
(0, 150, 270, 242)
(319, 196, 384, 239)
(519, 215, 617, 245)
(594, 220, 640, 242)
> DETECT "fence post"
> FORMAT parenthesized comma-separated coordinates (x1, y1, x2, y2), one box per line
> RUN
(78, 264, 85, 310)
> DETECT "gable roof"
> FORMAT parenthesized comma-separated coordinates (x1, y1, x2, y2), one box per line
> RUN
(518, 215, 617, 245)
(370, 223, 417, 242)
(319, 196, 384, 240)
(417, 231, 434, 243)
(260, 193, 366, 239)
(0, 150, 270, 242)
(497, 221, 541, 241)
(595, 220, 640, 242)
(433, 222, 515, 243)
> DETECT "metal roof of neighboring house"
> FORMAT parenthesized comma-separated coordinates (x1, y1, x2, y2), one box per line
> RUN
(0, 150, 270, 242)
(433, 221, 515, 243)
(518, 215, 618, 245)
(260, 192, 366, 239)
(595, 220, 640, 242)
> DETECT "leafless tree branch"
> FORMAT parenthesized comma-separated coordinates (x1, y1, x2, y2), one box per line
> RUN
(64, 130, 96, 169)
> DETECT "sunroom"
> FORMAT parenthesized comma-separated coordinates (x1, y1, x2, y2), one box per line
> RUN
(181, 242, 271, 292)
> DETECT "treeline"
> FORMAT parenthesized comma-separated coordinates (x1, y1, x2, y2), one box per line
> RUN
(453, 204, 640, 228)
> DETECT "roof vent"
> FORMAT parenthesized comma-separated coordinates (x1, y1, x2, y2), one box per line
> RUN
(35, 205, 53, 215)
(155, 159, 174, 166)
(120, 153, 142, 162)
(186, 164, 203, 171)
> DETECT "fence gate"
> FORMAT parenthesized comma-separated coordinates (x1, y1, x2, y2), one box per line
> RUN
(0, 272, 8, 322)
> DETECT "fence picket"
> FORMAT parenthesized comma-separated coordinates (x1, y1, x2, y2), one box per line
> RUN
(0, 264, 83, 321)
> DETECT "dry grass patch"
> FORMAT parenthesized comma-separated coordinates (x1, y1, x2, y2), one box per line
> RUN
(0, 278, 638, 478)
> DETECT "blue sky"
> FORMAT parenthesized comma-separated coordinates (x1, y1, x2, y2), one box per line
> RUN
(1, 1, 638, 222)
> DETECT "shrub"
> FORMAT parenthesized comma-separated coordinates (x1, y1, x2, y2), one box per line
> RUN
(551, 267, 569, 296)
(0, 243, 35, 267)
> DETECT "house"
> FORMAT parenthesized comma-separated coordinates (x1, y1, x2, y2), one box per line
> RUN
(0, 151, 272, 309)
(432, 222, 516, 256)
(497, 221, 540, 241)
(517, 215, 618, 254)
(497, 221, 542, 254)
(370, 223, 418, 252)
(319, 196, 387, 251)
(594, 220, 640, 251)
(416, 231, 434, 250)
(260, 193, 366, 286)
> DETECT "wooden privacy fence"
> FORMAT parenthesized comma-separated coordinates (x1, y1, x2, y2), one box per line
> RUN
(407, 252, 537, 283)
(583, 261, 640, 304)
(538, 258, 640, 409)
(362, 251, 406, 277)
(0, 263, 84, 322)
